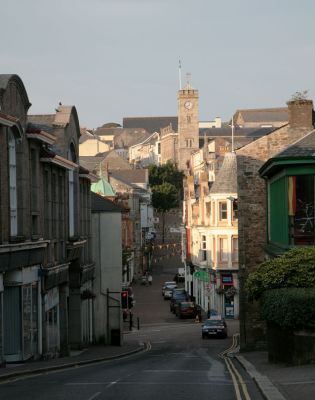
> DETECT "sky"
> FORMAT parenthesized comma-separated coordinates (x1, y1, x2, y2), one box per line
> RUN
(2, 0, 315, 129)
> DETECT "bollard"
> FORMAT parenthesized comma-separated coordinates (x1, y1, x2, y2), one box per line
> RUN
(129, 313, 133, 331)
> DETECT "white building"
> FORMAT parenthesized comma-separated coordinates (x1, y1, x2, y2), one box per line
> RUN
(184, 152, 239, 319)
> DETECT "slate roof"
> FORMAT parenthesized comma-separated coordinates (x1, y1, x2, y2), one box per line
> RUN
(80, 150, 132, 173)
(233, 107, 288, 123)
(95, 127, 145, 136)
(26, 121, 55, 134)
(200, 126, 274, 138)
(210, 152, 237, 194)
(114, 129, 152, 148)
(79, 155, 106, 172)
(274, 130, 315, 158)
(28, 114, 55, 126)
(91, 192, 122, 213)
(109, 169, 148, 184)
(29, 106, 76, 129)
(123, 116, 178, 133)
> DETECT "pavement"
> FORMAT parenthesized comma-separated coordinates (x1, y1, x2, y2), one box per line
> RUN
(0, 333, 145, 383)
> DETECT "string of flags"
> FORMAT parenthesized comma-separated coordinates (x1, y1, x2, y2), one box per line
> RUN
(151, 243, 181, 251)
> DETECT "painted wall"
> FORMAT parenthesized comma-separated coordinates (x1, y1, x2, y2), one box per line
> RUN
(92, 212, 122, 344)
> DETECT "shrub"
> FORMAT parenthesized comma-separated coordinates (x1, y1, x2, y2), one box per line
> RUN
(246, 247, 315, 299)
(261, 288, 315, 330)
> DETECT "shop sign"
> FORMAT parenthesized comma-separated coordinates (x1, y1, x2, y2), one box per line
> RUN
(221, 274, 233, 285)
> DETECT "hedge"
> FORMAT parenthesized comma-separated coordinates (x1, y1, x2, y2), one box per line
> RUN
(261, 288, 315, 330)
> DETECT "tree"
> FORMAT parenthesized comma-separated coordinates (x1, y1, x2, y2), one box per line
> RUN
(100, 122, 121, 128)
(149, 162, 184, 242)
(151, 182, 179, 243)
(149, 161, 184, 197)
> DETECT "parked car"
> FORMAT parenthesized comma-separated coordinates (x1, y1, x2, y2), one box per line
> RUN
(164, 286, 177, 299)
(173, 273, 185, 283)
(170, 290, 188, 313)
(175, 301, 197, 318)
(201, 317, 227, 339)
(162, 281, 177, 296)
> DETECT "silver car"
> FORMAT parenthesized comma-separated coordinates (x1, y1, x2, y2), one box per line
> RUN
(162, 281, 177, 296)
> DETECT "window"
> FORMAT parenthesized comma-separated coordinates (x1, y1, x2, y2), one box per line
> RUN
(232, 237, 238, 262)
(187, 115, 191, 124)
(291, 175, 315, 245)
(68, 143, 77, 238)
(52, 173, 58, 237)
(30, 149, 39, 236)
(219, 237, 228, 262)
(201, 235, 207, 261)
(44, 169, 50, 238)
(219, 202, 227, 221)
(68, 169, 74, 237)
(233, 199, 238, 220)
(185, 138, 193, 148)
(8, 131, 17, 236)
(206, 202, 211, 217)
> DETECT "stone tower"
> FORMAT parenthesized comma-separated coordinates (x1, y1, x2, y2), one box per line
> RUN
(177, 79, 199, 171)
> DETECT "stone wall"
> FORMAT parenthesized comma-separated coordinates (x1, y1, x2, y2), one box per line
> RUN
(237, 123, 311, 350)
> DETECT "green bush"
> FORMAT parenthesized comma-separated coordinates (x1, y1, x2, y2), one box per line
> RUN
(246, 247, 315, 299)
(261, 288, 315, 330)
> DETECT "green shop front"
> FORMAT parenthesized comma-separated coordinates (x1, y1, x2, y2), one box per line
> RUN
(259, 153, 315, 255)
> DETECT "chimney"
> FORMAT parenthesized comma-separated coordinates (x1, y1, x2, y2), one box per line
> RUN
(287, 99, 314, 130)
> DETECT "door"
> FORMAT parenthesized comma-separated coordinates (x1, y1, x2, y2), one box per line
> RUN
(4, 287, 22, 360)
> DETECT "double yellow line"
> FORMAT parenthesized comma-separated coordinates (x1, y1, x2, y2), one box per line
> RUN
(219, 334, 251, 400)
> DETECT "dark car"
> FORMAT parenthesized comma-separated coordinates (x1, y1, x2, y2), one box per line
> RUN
(201, 317, 227, 339)
(175, 301, 197, 318)
(170, 290, 188, 313)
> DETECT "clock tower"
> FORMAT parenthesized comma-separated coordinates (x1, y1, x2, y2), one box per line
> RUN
(177, 79, 199, 172)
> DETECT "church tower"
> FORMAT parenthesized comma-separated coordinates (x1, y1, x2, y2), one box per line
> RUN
(177, 76, 199, 171)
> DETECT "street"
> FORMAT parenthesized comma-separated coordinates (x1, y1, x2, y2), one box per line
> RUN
(0, 262, 263, 400)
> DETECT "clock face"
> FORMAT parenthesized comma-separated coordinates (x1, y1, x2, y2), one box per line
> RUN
(184, 101, 193, 110)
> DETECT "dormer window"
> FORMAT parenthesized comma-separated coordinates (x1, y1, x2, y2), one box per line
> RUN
(219, 201, 227, 221)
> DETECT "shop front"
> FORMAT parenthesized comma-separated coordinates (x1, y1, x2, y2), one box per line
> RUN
(216, 273, 238, 319)
(3, 266, 41, 362)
